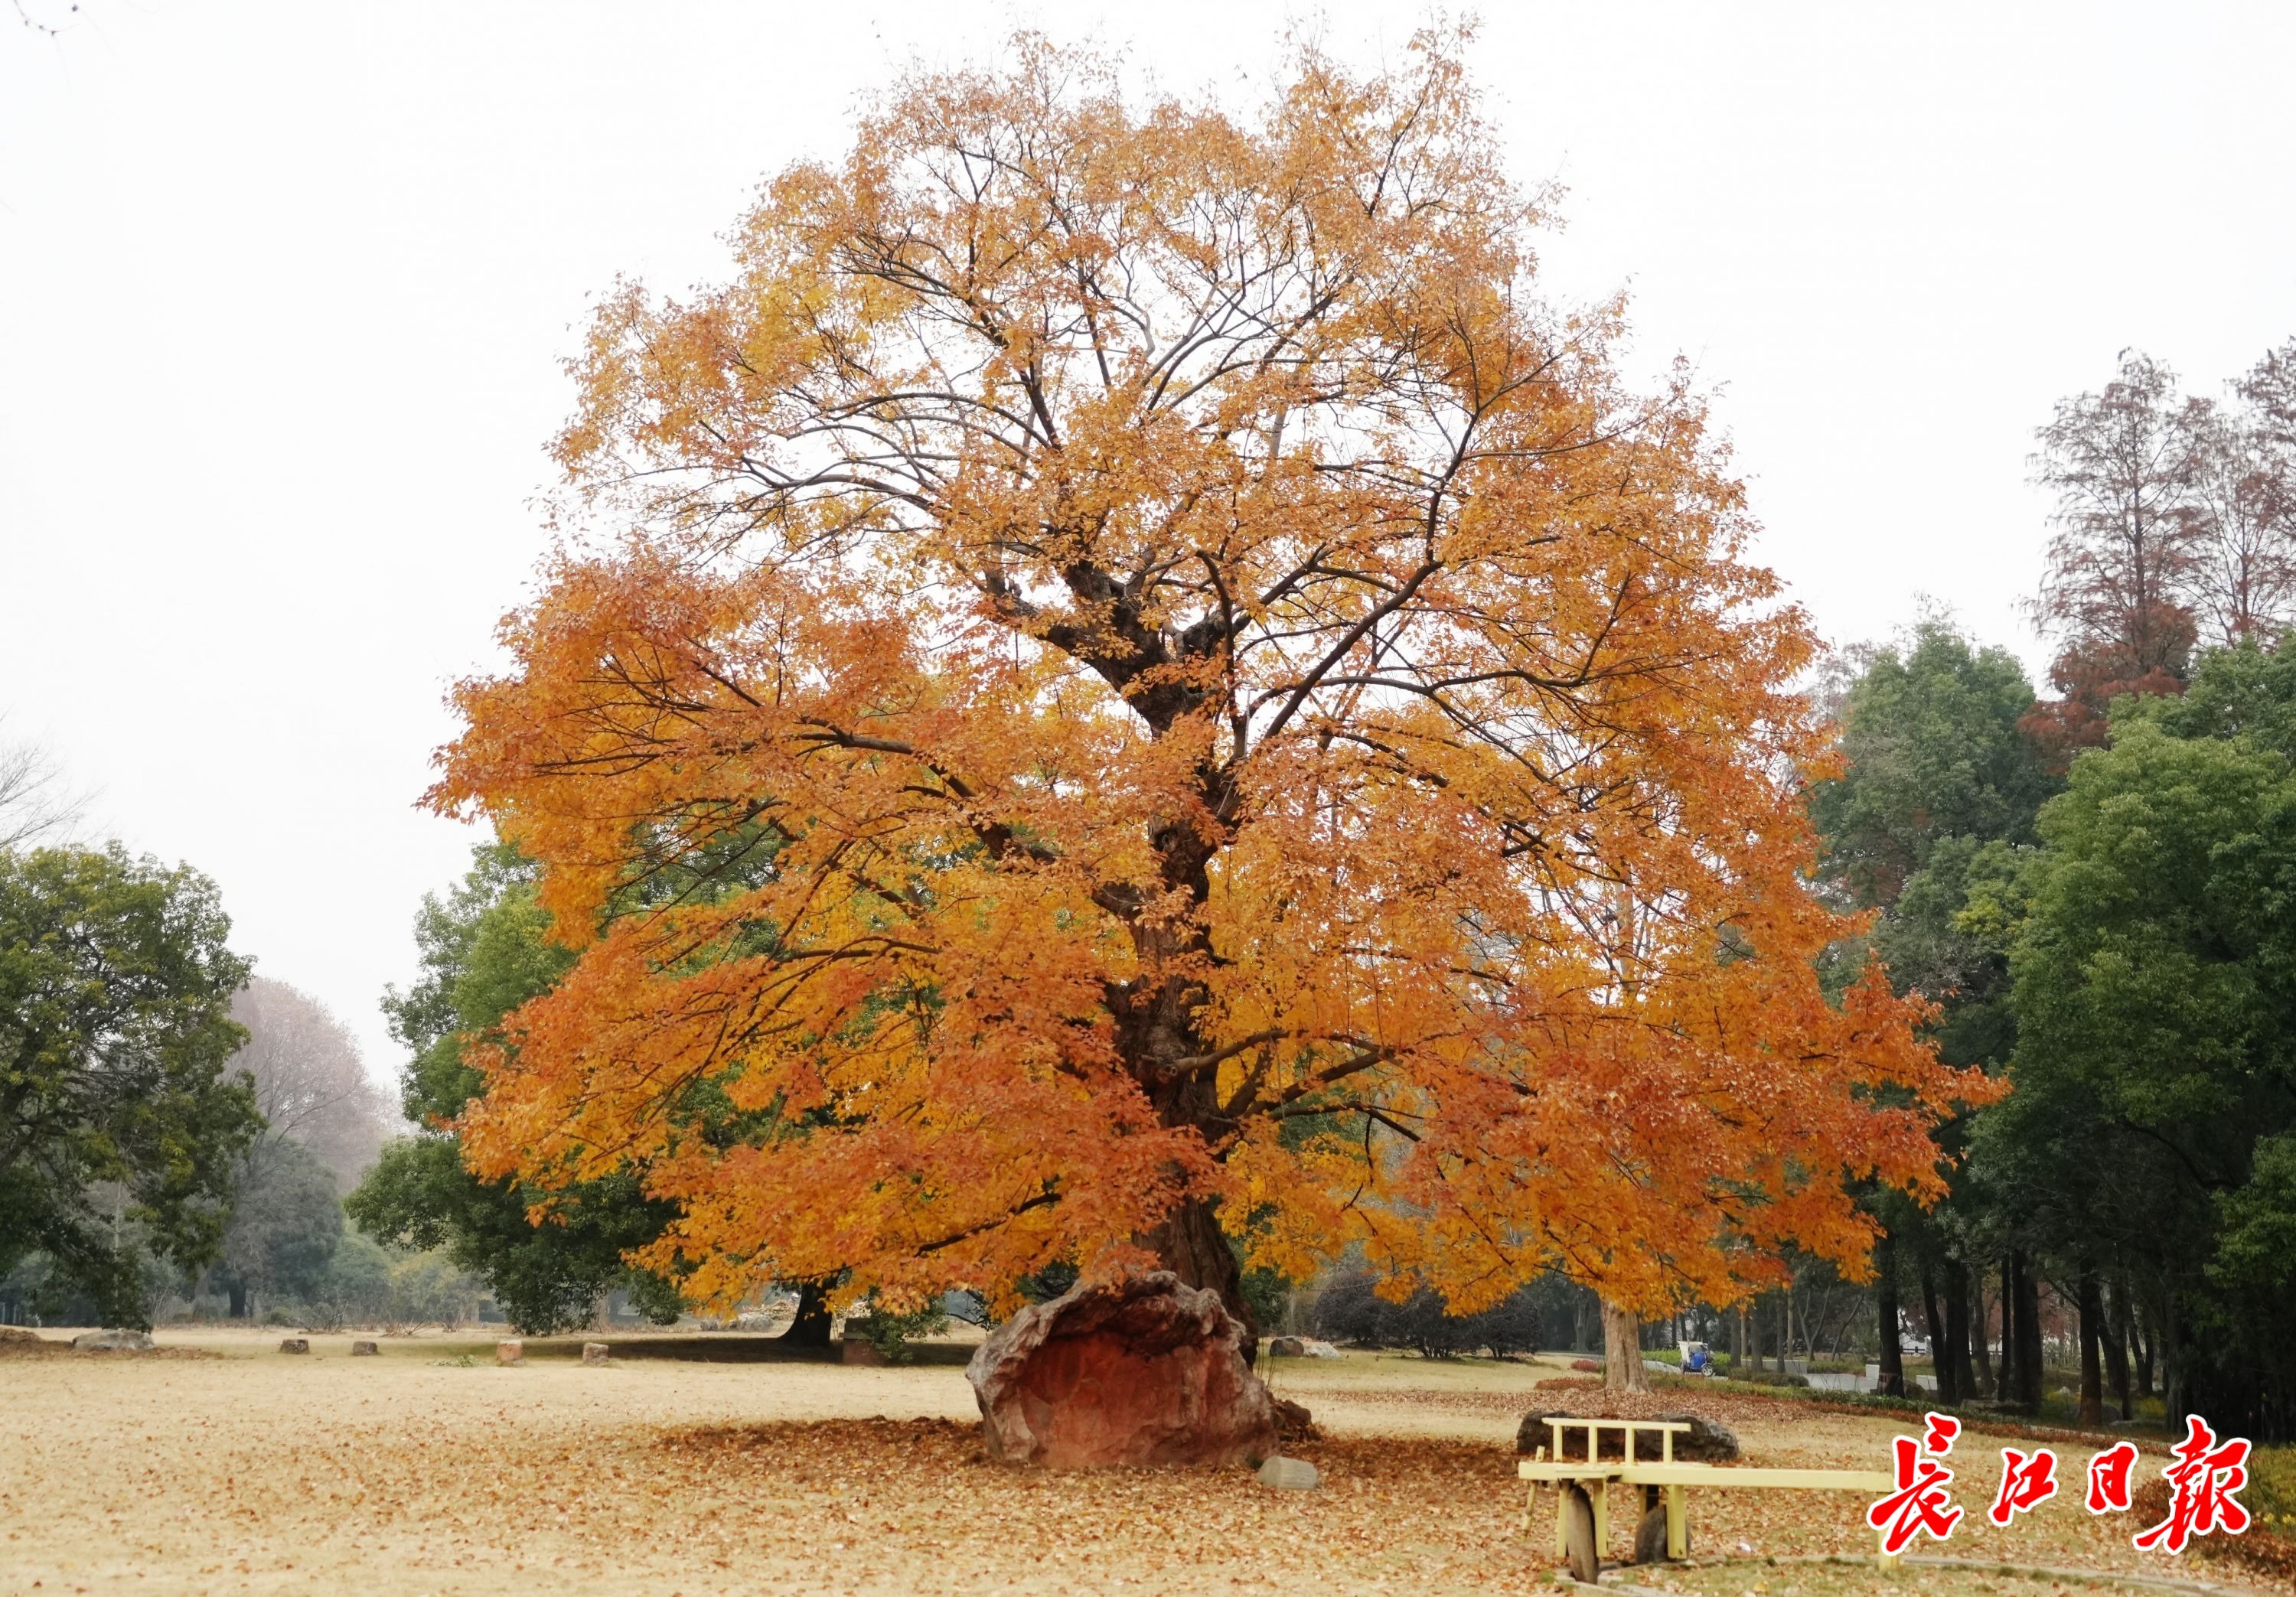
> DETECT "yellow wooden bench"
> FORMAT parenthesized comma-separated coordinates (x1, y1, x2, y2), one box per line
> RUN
(1518, 1417, 1894, 1582)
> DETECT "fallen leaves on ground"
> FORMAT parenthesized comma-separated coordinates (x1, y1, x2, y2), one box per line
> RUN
(1, 1340, 2285, 1595)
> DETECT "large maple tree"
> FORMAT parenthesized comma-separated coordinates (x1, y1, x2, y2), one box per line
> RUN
(433, 33, 1988, 1339)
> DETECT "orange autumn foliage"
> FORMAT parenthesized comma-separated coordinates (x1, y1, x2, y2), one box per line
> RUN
(431, 31, 1996, 1327)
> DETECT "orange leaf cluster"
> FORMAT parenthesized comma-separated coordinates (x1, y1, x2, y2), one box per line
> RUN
(432, 29, 1998, 1321)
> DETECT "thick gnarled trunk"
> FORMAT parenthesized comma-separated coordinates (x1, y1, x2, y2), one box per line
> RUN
(1601, 1298, 1649, 1391)
(1109, 819, 1261, 1347)
(1137, 1197, 1252, 1353)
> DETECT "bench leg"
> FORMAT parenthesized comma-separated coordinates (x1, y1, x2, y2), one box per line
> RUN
(1590, 1478, 1609, 1563)
(1554, 1488, 1569, 1561)
(1877, 1527, 1900, 1573)
(1665, 1484, 1687, 1560)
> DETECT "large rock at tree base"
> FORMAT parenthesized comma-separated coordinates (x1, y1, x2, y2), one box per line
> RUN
(966, 1271, 1278, 1469)
(70, 1329, 154, 1352)
(1515, 1410, 1740, 1462)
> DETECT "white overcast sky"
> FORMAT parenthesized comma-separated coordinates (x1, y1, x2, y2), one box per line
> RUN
(4, 2, 2292, 1087)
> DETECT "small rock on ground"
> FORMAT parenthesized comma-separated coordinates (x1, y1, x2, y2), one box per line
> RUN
(1257, 1455, 1319, 1490)
(70, 1329, 155, 1352)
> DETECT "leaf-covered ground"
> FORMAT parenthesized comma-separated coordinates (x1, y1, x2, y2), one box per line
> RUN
(0, 1330, 2281, 1594)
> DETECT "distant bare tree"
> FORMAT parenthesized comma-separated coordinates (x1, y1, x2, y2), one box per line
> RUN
(2182, 393, 2296, 647)
(228, 978, 397, 1192)
(2023, 352, 2207, 764)
(2029, 350, 2204, 678)
(0, 728, 87, 852)
(2225, 338, 2296, 642)
(2240, 339, 2296, 450)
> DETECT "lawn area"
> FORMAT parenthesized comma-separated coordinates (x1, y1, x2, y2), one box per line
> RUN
(0, 1330, 2282, 1594)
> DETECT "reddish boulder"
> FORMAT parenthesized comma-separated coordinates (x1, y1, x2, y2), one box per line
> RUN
(966, 1271, 1277, 1469)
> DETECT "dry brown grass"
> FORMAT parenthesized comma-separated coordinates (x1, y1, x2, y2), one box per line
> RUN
(0, 1330, 2278, 1595)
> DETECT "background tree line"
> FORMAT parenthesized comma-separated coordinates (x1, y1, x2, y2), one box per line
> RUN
(0, 735, 472, 1331)
(1821, 339, 2296, 1440)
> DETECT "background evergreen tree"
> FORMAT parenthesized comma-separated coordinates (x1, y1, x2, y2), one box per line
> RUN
(347, 845, 684, 1335)
(1808, 622, 2056, 1402)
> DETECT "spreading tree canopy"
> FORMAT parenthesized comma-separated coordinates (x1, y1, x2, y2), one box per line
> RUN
(432, 33, 1984, 1330)
(0, 846, 258, 1327)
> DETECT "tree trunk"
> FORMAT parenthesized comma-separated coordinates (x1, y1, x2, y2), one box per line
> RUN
(1601, 1298, 1649, 1392)
(1106, 801, 1271, 1356)
(2131, 1282, 2155, 1400)
(1994, 1256, 2017, 1400)
(2076, 1262, 2105, 1424)
(1919, 1260, 1951, 1404)
(1968, 1266, 1992, 1391)
(1733, 1304, 1746, 1375)
(227, 1282, 248, 1321)
(783, 1282, 833, 1348)
(1943, 1262, 1975, 1406)
(1138, 1196, 1254, 1357)
(1874, 1230, 1906, 1398)
(2160, 1292, 2182, 1428)
(2013, 1251, 2044, 1411)
(2103, 1275, 2132, 1418)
